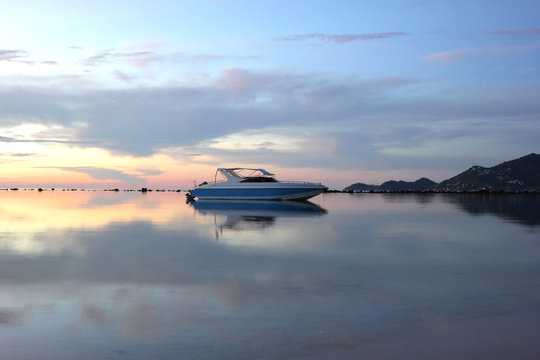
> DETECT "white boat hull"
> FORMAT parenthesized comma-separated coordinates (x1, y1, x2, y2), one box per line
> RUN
(191, 183, 327, 201)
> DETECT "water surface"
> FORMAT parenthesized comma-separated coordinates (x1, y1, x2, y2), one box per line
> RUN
(1, 191, 539, 359)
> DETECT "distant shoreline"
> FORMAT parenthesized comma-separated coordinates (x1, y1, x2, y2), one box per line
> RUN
(0, 188, 185, 193)
(1, 188, 539, 194)
(330, 189, 540, 194)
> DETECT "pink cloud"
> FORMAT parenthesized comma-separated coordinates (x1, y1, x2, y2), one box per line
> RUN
(424, 48, 474, 64)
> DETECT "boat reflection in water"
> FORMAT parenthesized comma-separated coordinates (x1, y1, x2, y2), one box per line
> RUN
(191, 200, 327, 237)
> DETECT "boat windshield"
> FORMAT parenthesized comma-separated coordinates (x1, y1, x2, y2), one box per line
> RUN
(240, 176, 278, 183)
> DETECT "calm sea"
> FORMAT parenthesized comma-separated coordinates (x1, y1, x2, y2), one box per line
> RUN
(1, 191, 539, 359)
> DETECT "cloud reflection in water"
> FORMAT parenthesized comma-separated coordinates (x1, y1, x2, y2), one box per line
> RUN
(0, 192, 539, 359)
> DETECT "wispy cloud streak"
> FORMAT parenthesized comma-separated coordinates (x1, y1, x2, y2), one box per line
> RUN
(274, 32, 409, 43)
(53, 166, 146, 185)
(0, 49, 27, 61)
(0, 152, 37, 157)
(83, 49, 259, 67)
(424, 48, 474, 64)
(0, 135, 84, 145)
(84, 49, 155, 66)
(425, 42, 540, 64)
(0, 49, 34, 64)
(485, 27, 540, 36)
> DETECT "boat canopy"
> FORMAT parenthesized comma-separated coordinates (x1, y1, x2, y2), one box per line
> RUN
(216, 168, 275, 182)
(218, 168, 274, 175)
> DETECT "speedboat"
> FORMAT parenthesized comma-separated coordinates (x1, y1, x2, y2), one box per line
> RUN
(190, 168, 327, 201)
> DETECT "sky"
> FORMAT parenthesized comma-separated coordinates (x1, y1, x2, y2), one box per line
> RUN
(0, 0, 539, 189)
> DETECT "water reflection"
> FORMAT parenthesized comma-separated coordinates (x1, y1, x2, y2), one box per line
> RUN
(358, 192, 540, 227)
(0, 192, 539, 359)
(191, 200, 327, 235)
(443, 193, 540, 227)
(0, 191, 194, 256)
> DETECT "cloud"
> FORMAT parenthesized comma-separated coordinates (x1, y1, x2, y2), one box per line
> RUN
(55, 167, 147, 186)
(0, 49, 27, 61)
(0, 152, 38, 157)
(166, 51, 258, 64)
(0, 308, 24, 325)
(256, 141, 274, 150)
(0, 69, 415, 164)
(485, 28, 540, 36)
(114, 70, 134, 84)
(1, 67, 539, 173)
(0, 49, 34, 64)
(424, 48, 474, 64)
(83, 49, 259, 68)
(274, 32, 409, 43)
(190, 131, 340, 169)
(136, 168, 163, 176)
(5, 46, 253, 71)
(84, 49, 155, 66)
(425, 43, 540, 64)
(0, 135, 84, 145)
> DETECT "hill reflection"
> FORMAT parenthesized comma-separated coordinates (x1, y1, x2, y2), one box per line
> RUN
(442, 193, 540, 227)
(371, 193, 540, 227)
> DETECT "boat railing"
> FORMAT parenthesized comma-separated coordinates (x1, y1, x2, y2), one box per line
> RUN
(198, 179, 324, 186)
(283, 180, 325, 185)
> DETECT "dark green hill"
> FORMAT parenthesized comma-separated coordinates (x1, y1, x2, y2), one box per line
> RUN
(379, 177, 437, 191)
(434, 153, 540, 192)
(344, 154, 539, 192)
(343, 177, 437, 192)
(343, 182, 377, 192)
